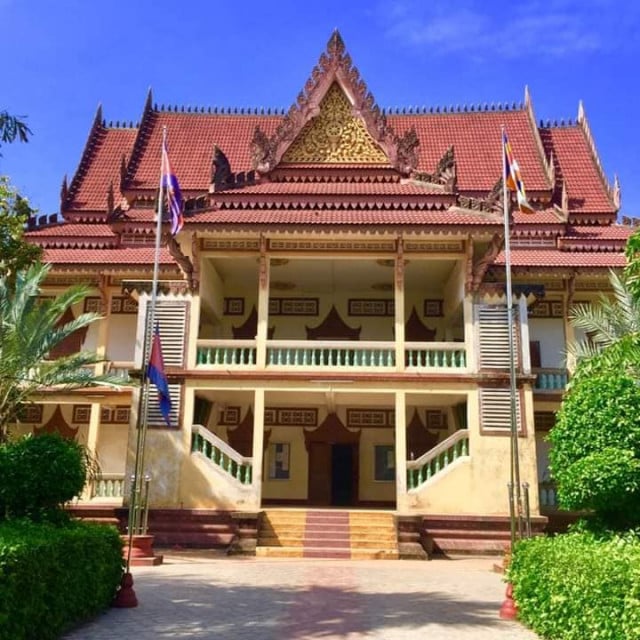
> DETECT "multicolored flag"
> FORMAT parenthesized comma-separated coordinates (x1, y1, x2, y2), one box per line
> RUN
(147, 324, 172, 426)
(161, 140, 184, 235)
(503, 131, 535, 215)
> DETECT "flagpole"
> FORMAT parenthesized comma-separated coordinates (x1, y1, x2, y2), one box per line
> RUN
(125, 125, 167, 572)
(502, 126, 523, 549)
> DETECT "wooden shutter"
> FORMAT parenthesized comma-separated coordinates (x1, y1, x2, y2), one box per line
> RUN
(480, 388, 522, 432)
(143, 299, 188, 427)
(477, 305, 520, 370)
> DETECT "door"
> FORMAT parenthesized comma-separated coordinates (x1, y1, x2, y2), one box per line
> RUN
(308, 442, 331, 505)
(331, 444, 355, 506)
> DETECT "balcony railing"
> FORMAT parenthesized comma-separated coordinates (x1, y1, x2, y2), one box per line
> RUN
(196, 339, 468, 373)
(90, 473, 125, 499)
(534, 368, 569, 392)
(539, 480, 558, 509)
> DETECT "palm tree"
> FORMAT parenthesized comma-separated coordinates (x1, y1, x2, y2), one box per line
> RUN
(568, 270, 640, 378)
(0, 262, 125, 440)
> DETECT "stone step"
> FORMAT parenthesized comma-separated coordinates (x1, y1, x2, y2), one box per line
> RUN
(256, 546, 399, 560)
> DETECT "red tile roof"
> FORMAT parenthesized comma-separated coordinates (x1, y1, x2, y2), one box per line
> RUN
(540, 126, 615, 214)
(25, 223, 118, 238)
(66, 127, 136, 212)
(186, 208, 500, 226)
(495, 249, 626, 268)
(389, 110, 549, 192)
(216, 181, 447, 196)
(42, 247, 177, 266)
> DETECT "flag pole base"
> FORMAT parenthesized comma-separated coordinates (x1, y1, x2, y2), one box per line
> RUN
(112, 572, 138, 608)
(499, 582, 518, 620)
(121, 534, 164, 566)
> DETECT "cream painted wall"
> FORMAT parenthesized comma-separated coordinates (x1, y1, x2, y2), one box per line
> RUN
(358, 428, 396, 503)
(96, 424, 128, 474)
(528, 318, 566, 368)
(400, 389, 541, 516)
(262, 427, 308, 500)
(106, 314, 138, 362)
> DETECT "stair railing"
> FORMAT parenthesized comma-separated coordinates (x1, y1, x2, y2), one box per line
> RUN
(406, 429, 470, 491)
(191, 424, 253, 485)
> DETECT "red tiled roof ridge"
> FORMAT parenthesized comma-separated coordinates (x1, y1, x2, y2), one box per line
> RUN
(64, 104, 105, 210)
(576, 101, 618, 210)
(121, 89, 156, 194)
(523, 86, 554, 191)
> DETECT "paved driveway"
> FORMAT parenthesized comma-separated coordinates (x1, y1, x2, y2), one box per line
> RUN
(64, 553, 538, 639)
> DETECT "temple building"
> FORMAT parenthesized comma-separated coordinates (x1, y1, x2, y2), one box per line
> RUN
(16, 32, 632, 557)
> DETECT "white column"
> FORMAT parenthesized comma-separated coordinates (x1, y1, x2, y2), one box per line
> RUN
(251, 388, 266, 510)
(395, 391, 408, 513)
(256, 254, 270, 369)
(82, 401, 102, 500)
(519, 295, 531, 374)
(463, 296, 476, 373)
(394, 244, 405, 371)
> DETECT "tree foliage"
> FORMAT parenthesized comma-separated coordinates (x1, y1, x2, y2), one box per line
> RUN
(0, 433, 88, 521)
(0, 262, 124, 440)
(0, 176, 42, 276)
(0, 111, 31, 151)
(549, 368, 640, 528)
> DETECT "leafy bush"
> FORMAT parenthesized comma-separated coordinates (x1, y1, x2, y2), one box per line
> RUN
(0, 433, 87, 521)
(508, 531, 640, 640)
(0, 519, 123, 640)
(549, 370, 640, 528)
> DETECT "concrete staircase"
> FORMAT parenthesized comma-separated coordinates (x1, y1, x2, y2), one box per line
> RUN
(256, 509, 399, 559)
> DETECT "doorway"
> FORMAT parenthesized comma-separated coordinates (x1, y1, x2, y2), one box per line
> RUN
(331, 444, 355, 506)
(307, 442, 358, 506)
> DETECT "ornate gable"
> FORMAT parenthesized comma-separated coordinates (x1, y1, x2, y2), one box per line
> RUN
(251, 30, 419, 176)
(281, 83, 388, 164)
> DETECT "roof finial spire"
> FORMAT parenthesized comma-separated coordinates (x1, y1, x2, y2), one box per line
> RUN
(60, 174, 68, 208)
(613, 174, 621, 210)
(93, 103, 103, 129)
(145, 87, 153, 113)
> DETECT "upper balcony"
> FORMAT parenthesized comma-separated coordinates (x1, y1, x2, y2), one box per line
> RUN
(194, 254, 470, 376)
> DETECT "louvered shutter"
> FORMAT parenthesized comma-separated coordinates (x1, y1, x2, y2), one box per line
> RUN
(480, 388, 522, 431)
(142, 299, 188, 427)
(477, 305, 520, 370)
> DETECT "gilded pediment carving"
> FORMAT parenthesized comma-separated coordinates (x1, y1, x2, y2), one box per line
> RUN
(282, 84, 388, 164)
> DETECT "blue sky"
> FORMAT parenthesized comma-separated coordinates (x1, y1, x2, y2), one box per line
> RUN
(1, 0, 639, 218)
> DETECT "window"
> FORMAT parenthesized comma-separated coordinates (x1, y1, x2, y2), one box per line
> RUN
(374, 445, 395, 482)
(268, 443, 290, 480)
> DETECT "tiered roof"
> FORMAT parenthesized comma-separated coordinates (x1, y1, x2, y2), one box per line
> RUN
(25, 30, 631, 280)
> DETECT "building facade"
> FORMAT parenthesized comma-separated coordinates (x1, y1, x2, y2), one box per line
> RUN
(17, 32, 631, 554)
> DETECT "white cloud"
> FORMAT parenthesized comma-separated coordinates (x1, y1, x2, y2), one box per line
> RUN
(378, 0, 639, 59)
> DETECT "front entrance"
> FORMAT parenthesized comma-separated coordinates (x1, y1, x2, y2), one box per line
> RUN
(307, 442, 359, 506)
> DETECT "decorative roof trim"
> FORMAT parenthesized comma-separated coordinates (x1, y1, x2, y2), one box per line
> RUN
(63, 103, 104, 213)
(121, 88, 155, 195)
(524, 86, 553, 188)
(250, 30, 419, 176)
(577, 100, 617, 210)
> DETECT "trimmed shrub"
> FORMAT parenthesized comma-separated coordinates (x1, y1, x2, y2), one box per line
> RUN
(0, 519, 123, 640)
(508, 531, 640, 640)
(0, 433, 87, 521)
(549, 370, 640, 528)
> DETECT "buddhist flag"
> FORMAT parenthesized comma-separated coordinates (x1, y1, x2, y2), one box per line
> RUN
(162, 140, 184, 235)
(503, 131, 535, 215)
(147, 325, 172, 426)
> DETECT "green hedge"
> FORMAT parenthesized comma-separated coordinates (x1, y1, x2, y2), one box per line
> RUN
(508, 531, 640, 640)
(0, 520, 123, 640)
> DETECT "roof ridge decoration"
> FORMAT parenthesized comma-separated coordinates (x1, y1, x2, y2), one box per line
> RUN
(458, 177, 504, 215)
(121, 88, 156, 194)
(412, 145, 457, 191)
(63, 103, 104, 213)
(524, 86, 554, 189)
(250, 30, 419, 176)
(577, 100, 617, 211)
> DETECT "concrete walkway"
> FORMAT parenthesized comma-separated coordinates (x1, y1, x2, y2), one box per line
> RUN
(64, 553, 539, 639)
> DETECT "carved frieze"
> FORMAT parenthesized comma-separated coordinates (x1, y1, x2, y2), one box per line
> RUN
(281, 84, 388, 164)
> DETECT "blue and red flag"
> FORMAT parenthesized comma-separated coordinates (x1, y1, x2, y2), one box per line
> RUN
(162, 140, 184, 235)
(503, 131, 535, 215)
(147, 325, 172, 426)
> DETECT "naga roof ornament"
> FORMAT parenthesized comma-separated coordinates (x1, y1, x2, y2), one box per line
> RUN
(250, 30, 420, 176)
